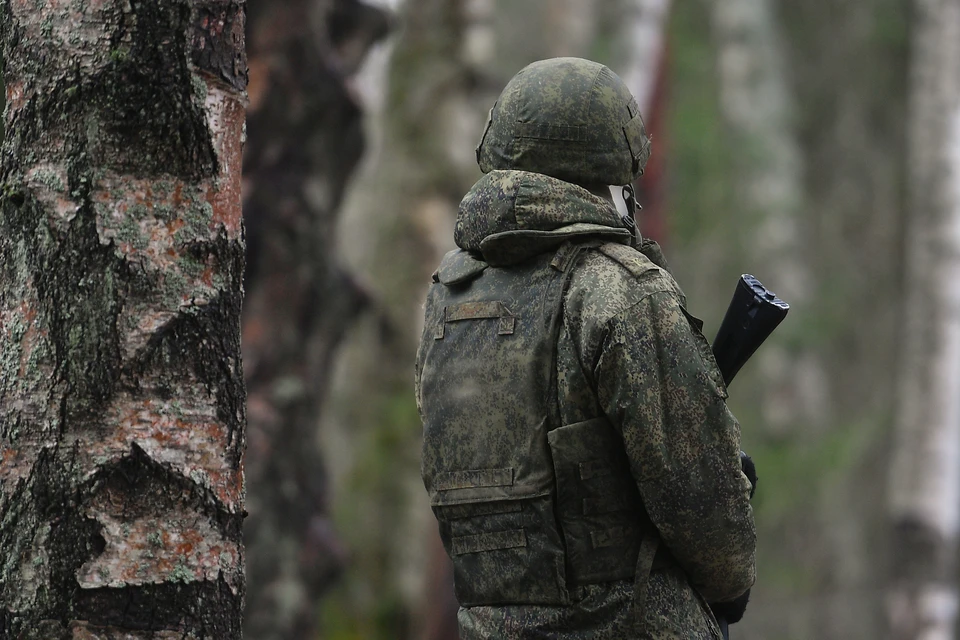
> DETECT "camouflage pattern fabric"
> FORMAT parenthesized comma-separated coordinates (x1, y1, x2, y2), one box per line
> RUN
(416, 169, 756, 639)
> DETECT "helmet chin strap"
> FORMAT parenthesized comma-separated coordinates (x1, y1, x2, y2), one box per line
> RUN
(621, 184, 642, 247)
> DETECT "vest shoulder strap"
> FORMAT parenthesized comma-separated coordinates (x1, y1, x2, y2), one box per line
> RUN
(596, 242, 685, 303)
(434, 249, 488, 286)
(596, 242, 660, 278)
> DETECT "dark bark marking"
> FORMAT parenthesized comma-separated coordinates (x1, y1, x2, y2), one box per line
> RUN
(46, 206, 124, 427)
(74, 577, 241, 637)
(891, 515, 956, 585)
(95, 0, 216, 179)
(0, 446, 101, 637)
(191, 1, 248, 93)
(0, 186, 124, 428)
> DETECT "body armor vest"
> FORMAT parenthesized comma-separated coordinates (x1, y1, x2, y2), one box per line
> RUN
(419, 243, 654, 607)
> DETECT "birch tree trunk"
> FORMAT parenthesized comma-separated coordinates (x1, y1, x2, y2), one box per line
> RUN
(710, 0, 827, 434)
(615, 0, 671, 118)
(0, 1, 247, 638)
(770, 2, 908, 636)
(241, 1, 389, 638)
(888, 1, 960, 638)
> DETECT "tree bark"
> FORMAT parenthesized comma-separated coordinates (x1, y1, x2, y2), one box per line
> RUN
(0, 1, 247, 638)
(888, 1, 960, 638)
(240, 1, 390, 638)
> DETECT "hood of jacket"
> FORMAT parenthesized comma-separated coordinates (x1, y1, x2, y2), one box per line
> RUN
(455, 170, 633, 266)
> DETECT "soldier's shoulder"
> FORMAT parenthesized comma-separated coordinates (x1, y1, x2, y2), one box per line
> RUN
(575, 242, 681, 301)
(563, 242, 684, 339)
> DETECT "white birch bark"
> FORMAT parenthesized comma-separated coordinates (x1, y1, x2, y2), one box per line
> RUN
(888, 2, 960, 639)
(710, 0, 827, 432)
(615, 0, 672, 116)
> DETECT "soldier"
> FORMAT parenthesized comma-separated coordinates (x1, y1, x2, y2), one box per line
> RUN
(415, 57, 756, 639)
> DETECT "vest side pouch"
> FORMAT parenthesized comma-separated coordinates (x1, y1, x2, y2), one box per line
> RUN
(434, 494, 569, 606)
(548, 416, 650, 585)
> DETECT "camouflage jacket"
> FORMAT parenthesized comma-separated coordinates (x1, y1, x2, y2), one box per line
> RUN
(417, 170, 756, 639)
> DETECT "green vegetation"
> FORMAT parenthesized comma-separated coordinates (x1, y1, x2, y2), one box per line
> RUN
(666, 3, 737, 254)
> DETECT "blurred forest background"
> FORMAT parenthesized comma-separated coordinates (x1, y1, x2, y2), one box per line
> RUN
(239, 0, 955, 639)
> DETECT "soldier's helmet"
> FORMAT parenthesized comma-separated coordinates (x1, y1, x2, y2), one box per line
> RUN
(476, 57, 651, 187)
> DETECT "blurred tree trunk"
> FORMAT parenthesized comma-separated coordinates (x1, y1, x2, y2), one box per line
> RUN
(772, 2, 908, 638)
(665, 1, 909, 638)
(616, 0, 671, 118)
(888, 1, 960, 638)
(0, 1, 247, 637)
(710, 0, 826, 435)
(240, 0, 389, 638)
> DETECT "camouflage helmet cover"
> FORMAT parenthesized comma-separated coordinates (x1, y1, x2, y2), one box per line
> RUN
(476, 57, 651, 186)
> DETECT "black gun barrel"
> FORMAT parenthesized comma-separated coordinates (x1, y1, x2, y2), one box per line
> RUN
(712, 275, 789, 386)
